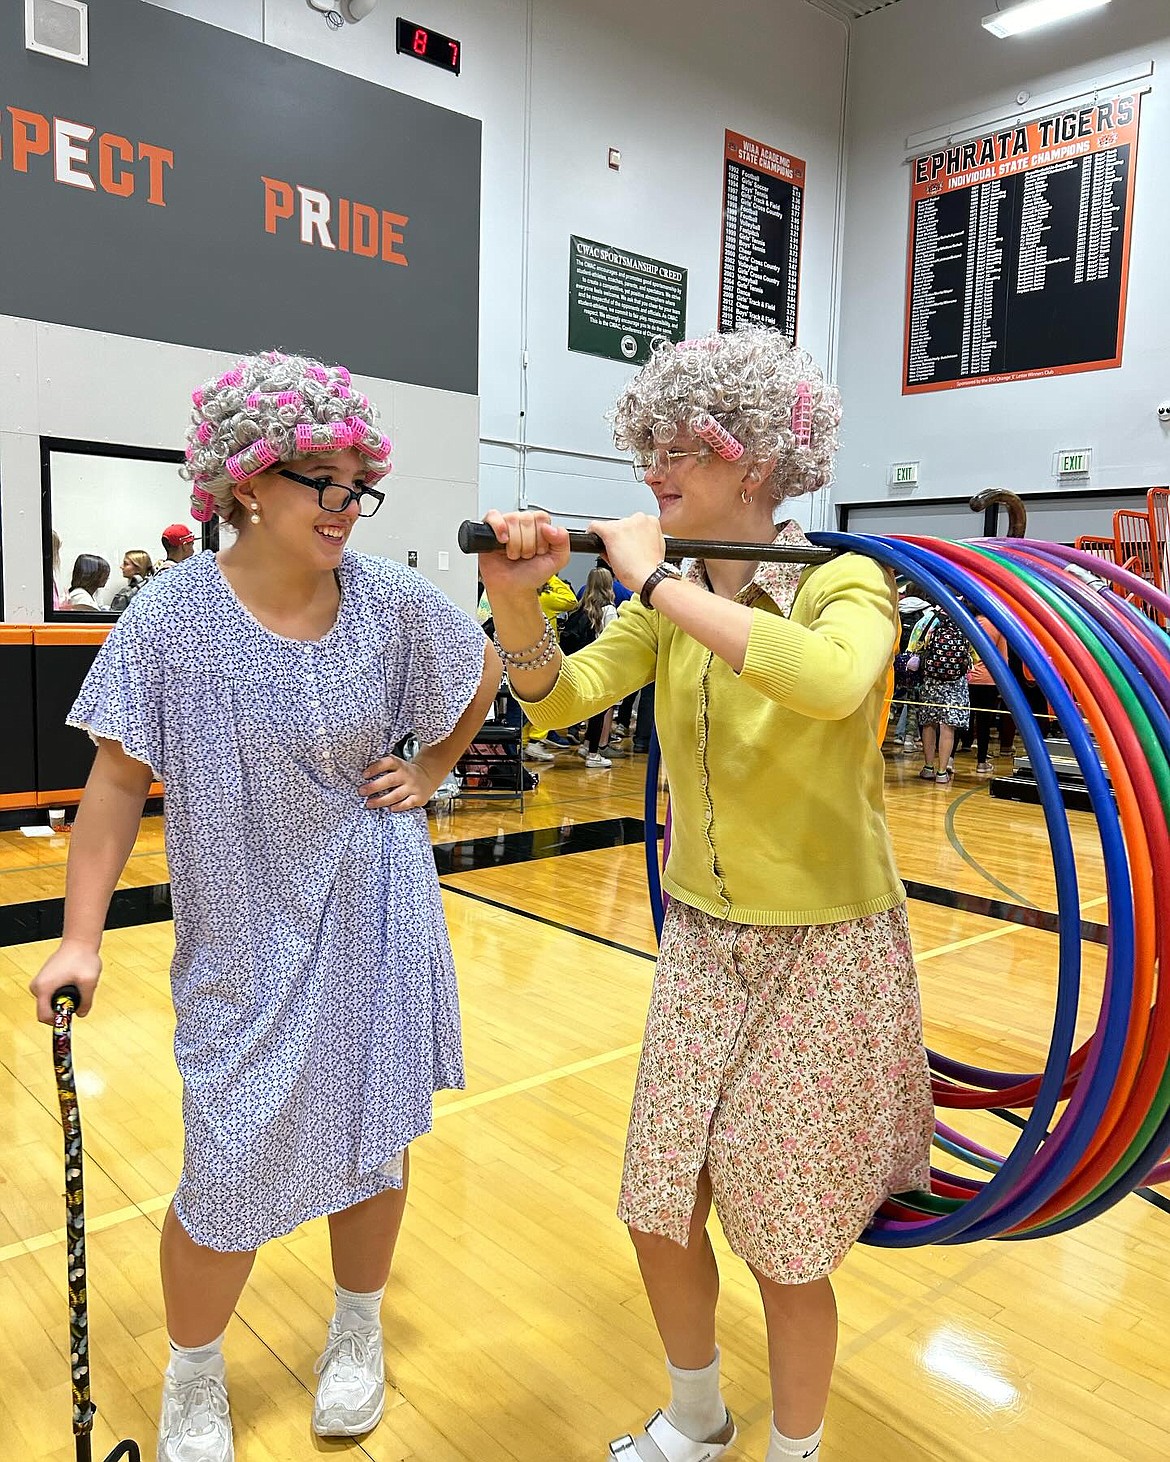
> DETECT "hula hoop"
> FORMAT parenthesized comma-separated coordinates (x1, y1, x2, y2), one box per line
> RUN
(639, 531, 1170, 1243)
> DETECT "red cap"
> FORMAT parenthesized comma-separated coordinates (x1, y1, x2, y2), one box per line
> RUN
(162, 523, 196, 548)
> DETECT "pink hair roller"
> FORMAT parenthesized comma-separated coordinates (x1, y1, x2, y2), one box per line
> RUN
(792, 381, 813, 449)
(184, 444, 195, 462)
(225, 439, 279, 482)
(191, 388, 204, 408)
(245, 392, 263, 410)
(694, 412, 745, 462)
(330, 419, 356, 448)
(276, 391, 302, 408)
(294, 423, 336, 453)
(305, 366, 330, 384)
(346, 418, 385, 454)
(190, 486, 217, 523)
(197, 422, 214, 443)
(216, 368, 244, 390)
(332, 366, 352, 387)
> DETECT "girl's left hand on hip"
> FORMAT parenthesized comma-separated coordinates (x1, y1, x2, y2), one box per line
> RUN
(360, 754, 441, 811)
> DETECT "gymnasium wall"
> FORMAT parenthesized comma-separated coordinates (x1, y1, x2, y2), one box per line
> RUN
(0, 0, 482, 620)
(144, 0, 852, 533)
(834, 0, 1170, 536)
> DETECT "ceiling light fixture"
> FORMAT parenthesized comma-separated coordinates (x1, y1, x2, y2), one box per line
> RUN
(983, 0, 1112, 39)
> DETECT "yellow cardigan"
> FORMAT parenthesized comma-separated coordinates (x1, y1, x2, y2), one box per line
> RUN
(516, 549, 905, 926)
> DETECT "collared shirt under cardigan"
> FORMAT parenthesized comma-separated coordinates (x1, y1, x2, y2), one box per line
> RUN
(515, 521, 904, 926)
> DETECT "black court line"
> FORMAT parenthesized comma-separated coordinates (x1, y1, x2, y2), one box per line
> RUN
(0, 880, 175, 945)
(432, 815, 657, 877)
(902, 879, 1110, 946)
(0, 818, 1109, 948)
(0, 817, 658, 946)
(439, 884, 656, 963)
(989, 1106, 1170, 1219)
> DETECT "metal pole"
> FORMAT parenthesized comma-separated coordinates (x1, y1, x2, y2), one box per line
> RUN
(458, 519, 836, 566)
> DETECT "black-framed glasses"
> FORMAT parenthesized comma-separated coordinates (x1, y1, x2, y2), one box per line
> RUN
(278, 468, 385, 517)
(631, 448, 707, 482)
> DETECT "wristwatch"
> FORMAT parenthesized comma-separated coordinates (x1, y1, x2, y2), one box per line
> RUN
(640, 560, 683, 609)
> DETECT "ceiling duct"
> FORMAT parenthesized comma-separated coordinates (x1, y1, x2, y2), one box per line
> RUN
(807, 0, 905, 19)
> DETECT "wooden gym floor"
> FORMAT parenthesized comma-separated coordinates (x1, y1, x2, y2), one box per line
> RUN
(0, 737, 1167, 1460)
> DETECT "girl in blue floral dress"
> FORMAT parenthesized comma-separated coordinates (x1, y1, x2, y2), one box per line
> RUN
(31, 352, 498, 1461)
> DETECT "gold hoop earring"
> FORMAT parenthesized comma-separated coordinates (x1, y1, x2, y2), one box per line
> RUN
(250, 501, 261, 525)
(741, 488, 754, 505)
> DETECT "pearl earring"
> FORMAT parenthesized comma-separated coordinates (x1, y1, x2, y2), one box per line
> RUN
(250, 501, 261, 525)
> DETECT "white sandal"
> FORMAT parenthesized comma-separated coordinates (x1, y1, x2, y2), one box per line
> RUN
(608, 1408, 737, 1461)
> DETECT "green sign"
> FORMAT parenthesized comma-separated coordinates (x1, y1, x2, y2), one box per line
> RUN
(568, 235, 687, 365)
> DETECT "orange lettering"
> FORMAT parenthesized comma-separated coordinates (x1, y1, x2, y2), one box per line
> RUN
(381, 211, 408, 266)
(353, 203, 378, 258)
(338, 197, 351, 252)
(9, 107, 49, 172)
(262, 175, 294, 234)
(137, 141, 173, 206)
(98, 133, 135, 197)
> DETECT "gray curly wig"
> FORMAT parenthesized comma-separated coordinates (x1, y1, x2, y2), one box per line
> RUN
(611, 327, 842, 502)
(179, 351, 390, 526)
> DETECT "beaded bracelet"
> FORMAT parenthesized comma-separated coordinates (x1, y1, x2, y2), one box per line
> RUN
(493, 615, 555, 669)
(500, 637, 560, 674)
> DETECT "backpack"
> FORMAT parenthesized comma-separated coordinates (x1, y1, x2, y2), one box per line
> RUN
(923, 618, 971, 681)
(558, 604, 595, 656)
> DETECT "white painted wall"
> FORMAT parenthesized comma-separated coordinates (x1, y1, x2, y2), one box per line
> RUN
(0, 317, 478, 620)
(835, 0, 1170, 536)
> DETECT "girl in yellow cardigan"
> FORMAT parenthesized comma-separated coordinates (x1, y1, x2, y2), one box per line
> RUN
(479, 328, 933, 1462)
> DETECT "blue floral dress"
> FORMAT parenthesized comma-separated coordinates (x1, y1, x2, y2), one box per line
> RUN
(69, 550, 485, 1251)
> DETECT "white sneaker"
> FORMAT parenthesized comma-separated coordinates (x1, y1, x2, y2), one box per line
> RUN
(312, 1319, 386, 1437)
(584, 752, 611, 769)
(157, 1358, 233, 1462)
(577, 744, 589, 758)
(524, 742, 555, 762)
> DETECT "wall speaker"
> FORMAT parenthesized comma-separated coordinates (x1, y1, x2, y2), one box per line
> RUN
(25, 0, 88, 65)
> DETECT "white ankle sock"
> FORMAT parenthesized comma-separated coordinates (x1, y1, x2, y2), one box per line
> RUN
(767, 1420, 824, 1460)
(663, 1348, 727, 1442)
(333, 1282, 384, 1330)
(166, 1332, 225, 1379)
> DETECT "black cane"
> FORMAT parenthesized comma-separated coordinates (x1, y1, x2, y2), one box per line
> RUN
(51, 987, 142, 1462)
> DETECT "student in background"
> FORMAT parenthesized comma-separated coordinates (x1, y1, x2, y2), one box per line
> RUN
(65, 554, 110, 610)
(156, 523, 196, 570)
(109, 549, 156, 614)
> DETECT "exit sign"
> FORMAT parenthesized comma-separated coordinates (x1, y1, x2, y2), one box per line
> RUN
(889, 461, 919, 487)
(1057, 449, 1092, 476)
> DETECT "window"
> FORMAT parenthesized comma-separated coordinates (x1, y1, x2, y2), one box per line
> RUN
(42, 439, 209, 619)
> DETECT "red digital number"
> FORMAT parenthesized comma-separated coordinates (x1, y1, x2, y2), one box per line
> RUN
(413, 27, 429, 56)
(449, 41, 459, 68)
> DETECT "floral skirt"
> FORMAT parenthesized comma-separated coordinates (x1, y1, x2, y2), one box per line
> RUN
(618, 899, 934, 1284)
(917, 676, 971, 730)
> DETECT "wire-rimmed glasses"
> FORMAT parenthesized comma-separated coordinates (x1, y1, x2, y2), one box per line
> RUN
(631, 448, 707, 483)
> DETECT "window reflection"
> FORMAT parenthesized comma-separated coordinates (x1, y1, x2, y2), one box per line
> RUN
(46, 444, 201, 617)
